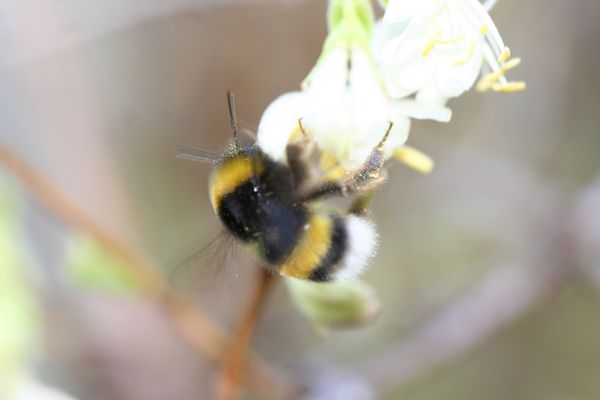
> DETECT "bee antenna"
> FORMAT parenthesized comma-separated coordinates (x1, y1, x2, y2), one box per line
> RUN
(226, 90, 239, 148)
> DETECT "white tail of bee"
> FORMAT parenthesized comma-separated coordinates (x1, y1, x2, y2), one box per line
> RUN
(334, 215, 378, 281)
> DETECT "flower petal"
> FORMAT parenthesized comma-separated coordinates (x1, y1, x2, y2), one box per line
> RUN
(257, 92, 306, 162)
(377, 0, 520, 102)
(305, 47, 348, 98)
(383, 0, 441, 22)
(393, 97, 452, 123)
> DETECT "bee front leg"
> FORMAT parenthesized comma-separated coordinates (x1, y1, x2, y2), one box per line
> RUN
(347, 191, 375, 216)
(298, 122, 392, 203)
(286, 119, 311, 189)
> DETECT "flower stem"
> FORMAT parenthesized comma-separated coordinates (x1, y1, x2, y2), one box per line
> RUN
(216, 269, 277, 400)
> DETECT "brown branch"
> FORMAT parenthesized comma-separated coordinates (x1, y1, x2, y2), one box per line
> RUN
(216, 269, 277, 400)
(351, 221, 576, 396)
(0, 146, 162, 293)
(0, 144, 301, 399)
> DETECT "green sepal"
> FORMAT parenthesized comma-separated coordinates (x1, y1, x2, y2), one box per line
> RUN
(328, 0, 374, 37)
(304, 0, 376, 88)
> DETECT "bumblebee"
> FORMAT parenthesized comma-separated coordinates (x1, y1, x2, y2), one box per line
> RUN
(177, 92, 389, 282)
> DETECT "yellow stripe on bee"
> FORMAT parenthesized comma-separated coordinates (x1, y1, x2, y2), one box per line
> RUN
(209, 156, 263, 211)
(280, 214, 332, 279)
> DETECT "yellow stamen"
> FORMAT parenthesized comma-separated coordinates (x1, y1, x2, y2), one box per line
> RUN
(476, 81, 490, 92)
(393, 146, 434, 174)
(454, 39, 476, 66)
(491, 81, 527, 93)
(422, 28, 443, 57)
(476, 72, 502, 92)
(499, 47, 511, 63)
(502, 57, 521, 70)
(422, 40, 437, 57)
(477, 57, 523, 92)
(422, 34, 466, 57)
(479, 24, 489, 34)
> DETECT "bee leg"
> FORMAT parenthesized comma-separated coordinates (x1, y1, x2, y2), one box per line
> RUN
(286, 143, 309, 189)
(347, 191, 375, 216)
(348, 120, 393, 191)
(286, 119, 311, 189)
(297, 155, 386, 202)
(299, 122, 392, 202)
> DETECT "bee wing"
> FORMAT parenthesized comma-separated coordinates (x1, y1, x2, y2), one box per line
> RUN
(168, 230, 256, 294)
(175, 144, 218, 163)
(241, 128, 257, 142)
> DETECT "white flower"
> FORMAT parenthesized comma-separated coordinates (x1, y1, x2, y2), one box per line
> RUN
(375, 0, 525, 107)
(258, 0, 437, 174)
(258, 47, 411, 172)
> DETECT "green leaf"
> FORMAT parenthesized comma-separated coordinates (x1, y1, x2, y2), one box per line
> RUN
(285, 278, 381, 330)
(66, 236, 139, 296)
(0, 178, 39, 393)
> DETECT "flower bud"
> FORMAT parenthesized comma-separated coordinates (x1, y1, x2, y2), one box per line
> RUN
(286, 278, 381, 330)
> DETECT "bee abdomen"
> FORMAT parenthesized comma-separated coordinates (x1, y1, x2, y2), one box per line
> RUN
(279, 214, 377, 282)
(307, 217, 347, 282)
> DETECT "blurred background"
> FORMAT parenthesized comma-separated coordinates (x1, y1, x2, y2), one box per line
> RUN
(1, 0, 600, 399)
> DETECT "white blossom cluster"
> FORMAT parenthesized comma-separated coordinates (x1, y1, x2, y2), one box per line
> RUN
(257, 0, 525, 174)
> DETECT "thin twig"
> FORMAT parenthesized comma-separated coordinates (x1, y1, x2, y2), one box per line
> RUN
(0, 144, 300, 399)
(216, 269, 277, 400)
